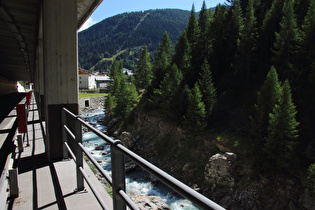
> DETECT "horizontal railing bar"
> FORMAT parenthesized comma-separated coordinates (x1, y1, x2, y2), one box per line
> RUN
(62, 107, 77, 119)
(62, 108, 225, 210)
(64, 139, 110, 210)
(0, 129, 11, 134)
(118, 189, 140, 210)
(78, 142, 112, 184)
(79, 167, 110, 210)
(64, 142, 76, 162)
(77, 118, 116, 145)
(116, 143, 225, 210)
(64, 125, 76, 140)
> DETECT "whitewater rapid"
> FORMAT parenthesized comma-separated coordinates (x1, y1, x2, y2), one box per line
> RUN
(80, 108, 199, 209)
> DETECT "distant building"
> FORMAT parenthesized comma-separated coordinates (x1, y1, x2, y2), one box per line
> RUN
(79, 69, 96, 89)
(123, 68, 134, 76)
(95, 75, 111, 88)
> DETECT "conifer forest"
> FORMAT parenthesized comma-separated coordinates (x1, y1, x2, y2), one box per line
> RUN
(101, 0, 315, 207)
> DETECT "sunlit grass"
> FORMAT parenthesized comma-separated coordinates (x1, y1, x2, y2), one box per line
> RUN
(79, 92, 108, 99)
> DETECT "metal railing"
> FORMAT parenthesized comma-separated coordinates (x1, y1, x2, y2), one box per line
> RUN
(61, 107, 225, 210)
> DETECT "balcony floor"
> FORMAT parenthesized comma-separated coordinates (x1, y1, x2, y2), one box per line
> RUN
(6, 95, 113, 210)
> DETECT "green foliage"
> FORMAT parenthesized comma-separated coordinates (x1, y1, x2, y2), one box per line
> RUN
(172, 31, 191, 76)
(225, 0, 244, 72)
(78, 9, 190, 70)
(182, 83, 207, 133)
(259, 0, 285, 72)
(135, 44, 152, 90)
(264, 80, 299, 170)
(81, 1, 315, 180)
(107, 60, 138, 120)
(251, 66, 282, 143)
(273, 0, 301, 80)
(307, 163, 315, 194)
(185, 5, 200, 52)
(150, 32, 173, 93)
(300, 0, 315, 66)
(150, 64, 183, 118)
(195, 1, 212, 68)
(237, 0, 258, 84)
(198, 59, 217, 121)
(155, 31, 173, 62)
(104, 93, 114, 115)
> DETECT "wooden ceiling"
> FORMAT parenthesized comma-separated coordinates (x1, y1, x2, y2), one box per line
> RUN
(0, 0, 102, 82)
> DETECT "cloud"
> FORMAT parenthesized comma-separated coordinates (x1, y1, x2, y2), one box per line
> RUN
(79, 17, 97, 31)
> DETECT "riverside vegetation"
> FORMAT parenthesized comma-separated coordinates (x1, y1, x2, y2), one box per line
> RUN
(82, 0, 315, 208)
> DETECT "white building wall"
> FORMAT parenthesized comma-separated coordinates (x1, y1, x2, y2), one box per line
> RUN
(79, 75, 89, 89)
(88, 75, 96, 89)
(79, 75, 96, 89)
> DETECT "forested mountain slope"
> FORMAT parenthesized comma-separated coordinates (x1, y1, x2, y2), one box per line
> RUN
(104, 0, 315, 208)
(78, 9, 191, 70)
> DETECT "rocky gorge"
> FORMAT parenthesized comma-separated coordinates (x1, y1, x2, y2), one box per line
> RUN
(79, 97, 315, 209)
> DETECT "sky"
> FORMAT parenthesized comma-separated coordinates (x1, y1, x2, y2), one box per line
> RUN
(79, 0, 227, 31)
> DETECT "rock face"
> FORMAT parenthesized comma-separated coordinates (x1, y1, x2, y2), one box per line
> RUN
(131, 195, 171, 210)
(79, 96, 105, 111)
(205, 152, 237, 187)
(119, 131, 136, 149)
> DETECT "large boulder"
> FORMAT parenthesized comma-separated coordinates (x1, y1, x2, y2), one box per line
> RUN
(119, 131, 136, 149)
(205, 152, 237, 187)
(131, 195, 170, 210)
(106, 117, 121, 135)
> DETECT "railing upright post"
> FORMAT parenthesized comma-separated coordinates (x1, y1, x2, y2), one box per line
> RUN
(111, 141, 126, 210)
(61, 109, 68, 159)
(74, 118, 84, 191)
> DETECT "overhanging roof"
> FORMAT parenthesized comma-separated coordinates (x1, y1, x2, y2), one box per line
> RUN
(0, 0, 102, 82)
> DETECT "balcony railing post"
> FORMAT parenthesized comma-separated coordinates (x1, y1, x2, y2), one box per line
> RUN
(61, 109, 68, 159)
(111, 140, 126, 210)
(74, 117, 84, 191)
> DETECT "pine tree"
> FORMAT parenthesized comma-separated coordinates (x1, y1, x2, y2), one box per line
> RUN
(135, 44, 152, 90)
(172, 31, 192, 76)
(237, 0, 258, 84)
(196, 1, 212, 68)
(108, 59, 124, 95)
(129, 83, 138, 105)
(265, 80, 299, 170)
(300, 0, 315, 67)
(251, 66, 282, 149)
(198, 59, 217, 121)
(183, 83, 207, 133)
(258, 0, 285, 76)
(226, 0, 244, 72)
(185, 4, 200, 53)
(150, 64, 183, 117)
(104, 93, 114, 116)
(210, 4, 228, 79)
(155, 31, 173, 62)
(151, 32, 173, 91)
(113, 76, 130, 119)
(273, 0, 301, 80)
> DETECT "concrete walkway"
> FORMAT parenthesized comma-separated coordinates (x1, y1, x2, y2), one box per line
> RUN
(8, 96, 113, 210)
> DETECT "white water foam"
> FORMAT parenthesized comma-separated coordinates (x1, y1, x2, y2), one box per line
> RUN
(81, 109, 200, 209)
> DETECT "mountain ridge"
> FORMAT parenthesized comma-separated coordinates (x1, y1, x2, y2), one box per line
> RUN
(78, 9, 192, 70)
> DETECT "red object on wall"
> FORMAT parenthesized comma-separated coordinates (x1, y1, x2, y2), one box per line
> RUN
(26, 91, 32, 106)
(17, 104, 27, 133)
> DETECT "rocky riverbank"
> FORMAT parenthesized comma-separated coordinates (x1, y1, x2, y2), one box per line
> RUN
(78, 97, 315, 209)
(79, 96, 105, 113)
(105, 110, 315, 210)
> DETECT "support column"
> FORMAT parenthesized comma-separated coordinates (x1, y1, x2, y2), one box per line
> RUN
(38, 37, 45, 121)
(34, 18, 45, 120)
(43, 0, 78, 161)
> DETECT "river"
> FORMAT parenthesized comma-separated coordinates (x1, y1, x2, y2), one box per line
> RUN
(80, 108, 199, 209)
